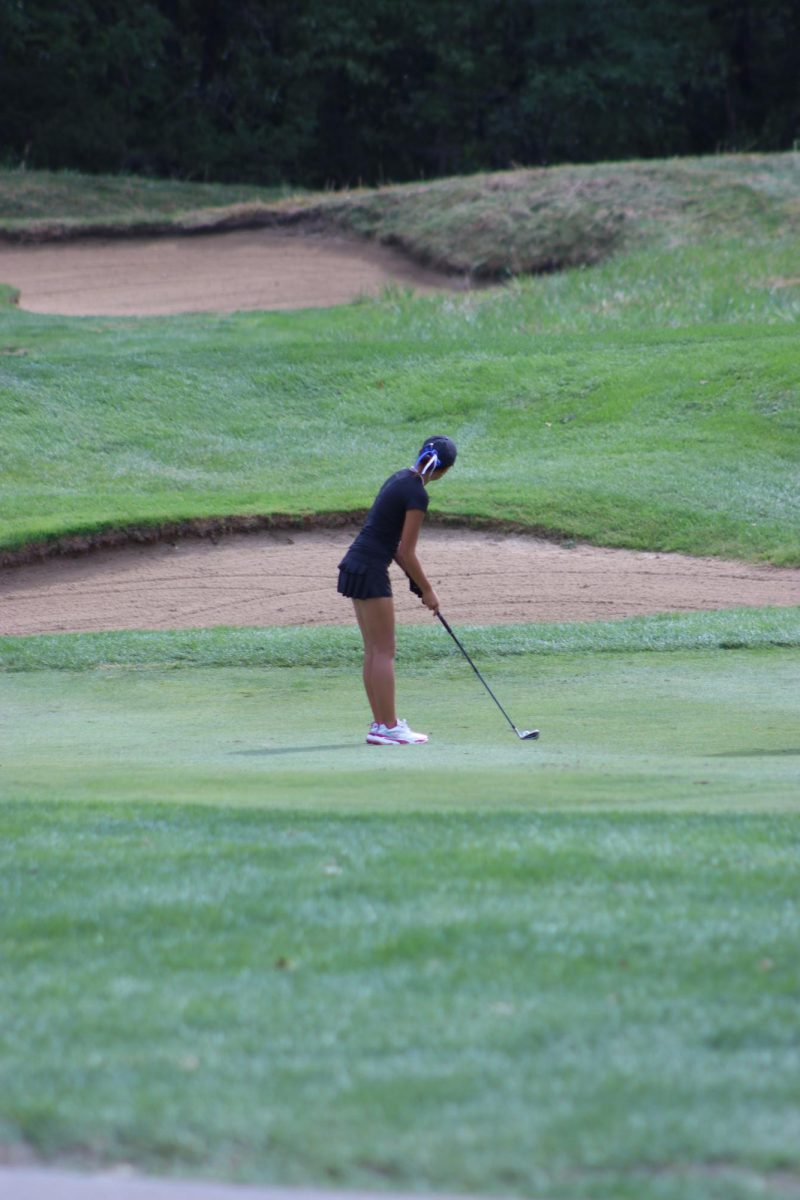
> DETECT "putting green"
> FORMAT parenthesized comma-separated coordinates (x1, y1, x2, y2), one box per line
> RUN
(3, 647, 798, 810)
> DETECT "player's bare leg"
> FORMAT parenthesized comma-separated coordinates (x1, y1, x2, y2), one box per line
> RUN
(353, 597, 397, 727)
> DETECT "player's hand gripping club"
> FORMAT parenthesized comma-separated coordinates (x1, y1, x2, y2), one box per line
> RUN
(408, 574, 439, 612)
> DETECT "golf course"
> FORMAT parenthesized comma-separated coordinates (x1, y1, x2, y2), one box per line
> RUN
(1, 153, 799, 1200)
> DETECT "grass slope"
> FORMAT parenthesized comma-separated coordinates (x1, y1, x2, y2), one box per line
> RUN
(2, 639, 800, 1198)
(324, 151, 800, 276)
(2, 153, 799, 562)
(1, 297, 799, 563)
(0, 170, 300, 240)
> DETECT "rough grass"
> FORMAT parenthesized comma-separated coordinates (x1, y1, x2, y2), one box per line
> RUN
(324, 152, 800, 276)
(0, 169, 300, 240)
(2, 152, 799, 277)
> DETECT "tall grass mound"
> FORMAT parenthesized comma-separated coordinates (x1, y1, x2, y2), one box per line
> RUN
(2, 152, 799, 276)
(326, 152, 800, 276)
(0, 170, 301, 242)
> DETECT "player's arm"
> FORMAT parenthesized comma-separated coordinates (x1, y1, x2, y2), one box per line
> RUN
(394, 508, 439, 612)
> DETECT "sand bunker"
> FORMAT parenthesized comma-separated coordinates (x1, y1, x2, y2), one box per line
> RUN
(2, 527, 798, 637)
(0, 227, 465, 316)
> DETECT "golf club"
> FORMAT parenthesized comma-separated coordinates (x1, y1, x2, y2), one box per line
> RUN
(435, 611, 540, 740)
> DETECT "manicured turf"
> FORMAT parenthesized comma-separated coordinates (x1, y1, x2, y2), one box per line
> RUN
(2, 808, 798, 1200)
(2, 642, 799, 809)
(2, 632, 799, 1198)
(2, 605, 798, 672)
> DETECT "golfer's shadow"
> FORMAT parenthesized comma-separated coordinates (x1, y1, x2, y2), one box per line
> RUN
(710, 748, 800, 758)
(230, 743, 356, 757)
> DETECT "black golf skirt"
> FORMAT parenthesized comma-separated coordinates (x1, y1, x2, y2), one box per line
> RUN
(337, 558, 392, 601)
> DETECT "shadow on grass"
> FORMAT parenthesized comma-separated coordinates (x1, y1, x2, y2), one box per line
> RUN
(710, 748, 800, 757)
(230, 743, 358, 756)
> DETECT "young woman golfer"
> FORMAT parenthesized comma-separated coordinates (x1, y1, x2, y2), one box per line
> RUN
(337, 435, 457, 745)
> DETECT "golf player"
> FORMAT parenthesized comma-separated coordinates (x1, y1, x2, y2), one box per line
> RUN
(337, 435, 457, 745)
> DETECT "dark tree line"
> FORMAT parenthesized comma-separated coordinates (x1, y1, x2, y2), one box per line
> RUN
(1, 0, 798, 187)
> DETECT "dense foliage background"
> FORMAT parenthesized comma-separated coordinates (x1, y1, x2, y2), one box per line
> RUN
(1, 0, 799, 187)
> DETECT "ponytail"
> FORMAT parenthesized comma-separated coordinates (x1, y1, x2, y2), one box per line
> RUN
(414, 445, 441, 477)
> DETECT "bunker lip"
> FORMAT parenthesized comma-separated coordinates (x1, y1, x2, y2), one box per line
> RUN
(0, 512, 580, 570)
(2, 523, 799, 638)
(0, 512, 369, 569)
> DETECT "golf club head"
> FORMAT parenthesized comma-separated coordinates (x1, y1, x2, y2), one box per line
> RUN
(518, 728, 540, 740)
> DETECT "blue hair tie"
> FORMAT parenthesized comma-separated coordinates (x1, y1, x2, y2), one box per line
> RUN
(415, 446, 440, 475)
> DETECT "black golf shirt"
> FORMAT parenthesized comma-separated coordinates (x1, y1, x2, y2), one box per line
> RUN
(344, 469, 429, 567)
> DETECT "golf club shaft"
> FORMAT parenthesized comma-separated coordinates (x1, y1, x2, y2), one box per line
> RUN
(435, 611, 520, 734)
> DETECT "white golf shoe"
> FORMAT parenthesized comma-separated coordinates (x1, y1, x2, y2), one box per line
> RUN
(366, 718, 428, 745)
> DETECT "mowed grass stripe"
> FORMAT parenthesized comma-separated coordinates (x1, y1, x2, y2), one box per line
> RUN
(2, 606, 799, 672)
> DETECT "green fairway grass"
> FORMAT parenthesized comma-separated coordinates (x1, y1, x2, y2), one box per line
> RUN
(2, 627, 800, 1198)
(2, 605, 799, 673)
(2, 640, 799, 810)
(1, 807, 798, 1200)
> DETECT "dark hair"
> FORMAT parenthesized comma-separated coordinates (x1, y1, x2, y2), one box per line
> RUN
(416, 435, 457, 472)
